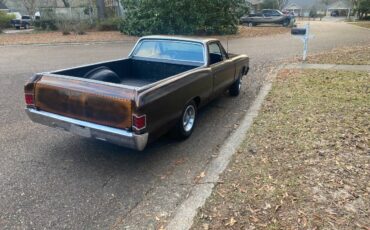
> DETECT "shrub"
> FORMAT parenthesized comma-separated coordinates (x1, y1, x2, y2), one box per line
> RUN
(98, 17, 121, 31)
(73, 21, 89, 35)
(55, 19, 89, 35)
(0, 11, 15, 32)
(120, 0, 244, 36)
(57, 20, 73, 35)
(357, 0, 370, 20)
(34, 19, 58, 31)
(309, 6, 318, 18)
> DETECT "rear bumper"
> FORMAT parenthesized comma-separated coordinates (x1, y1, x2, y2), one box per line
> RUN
(26, 108, 148, 151)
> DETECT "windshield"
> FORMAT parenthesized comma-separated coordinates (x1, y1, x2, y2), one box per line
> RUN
(132, 40, 205, 64)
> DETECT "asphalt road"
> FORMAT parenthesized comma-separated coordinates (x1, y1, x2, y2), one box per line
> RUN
(0, 22, 369, 229)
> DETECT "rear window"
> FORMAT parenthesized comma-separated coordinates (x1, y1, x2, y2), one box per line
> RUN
(132, 40, 205, 64)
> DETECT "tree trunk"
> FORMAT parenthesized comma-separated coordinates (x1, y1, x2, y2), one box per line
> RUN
(61, 0, 70, 7)
(96, 0, 105, 20)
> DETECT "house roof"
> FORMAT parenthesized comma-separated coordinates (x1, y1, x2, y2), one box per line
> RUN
(0, 2, 9, 10)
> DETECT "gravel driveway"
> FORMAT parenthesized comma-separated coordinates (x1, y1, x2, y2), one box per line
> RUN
(0, 21, 369, 229)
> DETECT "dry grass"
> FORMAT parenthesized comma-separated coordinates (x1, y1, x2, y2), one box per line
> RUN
(191, 69, 370, 230)
(349, 21, 370, 29)
(0, 31, 136, 46)
(307, 45, 370, 65)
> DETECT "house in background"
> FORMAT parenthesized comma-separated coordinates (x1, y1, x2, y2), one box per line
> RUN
(328, 0, 352, 17)
(245, 0, 264, 13)
(284, 3, 303, 16)
(0, 2, 10, 12)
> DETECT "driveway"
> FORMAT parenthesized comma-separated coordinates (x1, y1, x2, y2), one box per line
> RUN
(0, 21, 369, 229)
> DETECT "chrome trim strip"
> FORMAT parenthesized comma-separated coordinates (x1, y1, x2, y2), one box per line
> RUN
(26, 108, 148, 151)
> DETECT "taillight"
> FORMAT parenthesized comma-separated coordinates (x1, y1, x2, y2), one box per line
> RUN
(133, 114, 146, 131)
(25, 93, 34, 106)
(24, 74, 42, 108)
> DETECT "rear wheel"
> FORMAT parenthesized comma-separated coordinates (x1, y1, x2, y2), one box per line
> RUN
(282, 19, 290, 27)
(174, 101, 197, 139)
(248, 22, 254, 27)
(229, 77, 242, 97)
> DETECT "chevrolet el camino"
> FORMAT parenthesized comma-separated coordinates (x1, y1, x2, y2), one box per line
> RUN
(24, 36, 249, 150)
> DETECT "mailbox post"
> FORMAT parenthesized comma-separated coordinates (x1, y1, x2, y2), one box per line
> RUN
(291, 24, 311, 61)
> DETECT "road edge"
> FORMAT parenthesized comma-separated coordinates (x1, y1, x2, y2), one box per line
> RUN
(165, 67, 282, 230)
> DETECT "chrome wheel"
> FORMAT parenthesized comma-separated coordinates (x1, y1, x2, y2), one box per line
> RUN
(182, 105, 195, 132)
(238, 77, 242, 91)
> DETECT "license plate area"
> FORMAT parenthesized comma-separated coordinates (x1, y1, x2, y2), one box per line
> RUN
(70, 124, 91, 138)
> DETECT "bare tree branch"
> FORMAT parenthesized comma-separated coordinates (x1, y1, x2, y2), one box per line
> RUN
(22, 0, 37, 16)
(277, 0, 289, 10)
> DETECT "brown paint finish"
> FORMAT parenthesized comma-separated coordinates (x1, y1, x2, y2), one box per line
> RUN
(25, 37, 249, 149)
(34, 76, 133, 129)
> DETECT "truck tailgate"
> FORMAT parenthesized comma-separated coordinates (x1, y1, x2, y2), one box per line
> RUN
(34, 75, 134, 130)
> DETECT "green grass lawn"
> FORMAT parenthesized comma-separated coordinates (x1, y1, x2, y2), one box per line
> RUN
(192, 69, 370, 229)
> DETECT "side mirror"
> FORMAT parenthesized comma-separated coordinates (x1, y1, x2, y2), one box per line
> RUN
(291, 28, 306, 35)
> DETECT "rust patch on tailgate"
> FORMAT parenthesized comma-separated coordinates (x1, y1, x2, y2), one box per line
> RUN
(35, 76, 132, 129)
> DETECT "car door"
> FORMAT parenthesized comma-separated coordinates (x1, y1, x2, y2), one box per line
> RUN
(208, 42, 235, 97)
(261, 10, 273, 22)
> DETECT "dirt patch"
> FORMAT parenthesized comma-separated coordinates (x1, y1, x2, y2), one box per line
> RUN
(306, 44, 370, 65)
(0, 31, 136, 46)
(191, 69, 370, 229)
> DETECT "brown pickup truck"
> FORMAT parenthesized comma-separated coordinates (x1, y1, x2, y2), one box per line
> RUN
(25, 36, 249, 150)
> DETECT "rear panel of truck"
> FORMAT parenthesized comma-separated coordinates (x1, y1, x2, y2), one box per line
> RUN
(27, 75, 135, 130)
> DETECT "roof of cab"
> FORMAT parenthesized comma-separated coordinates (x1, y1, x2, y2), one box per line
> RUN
(139, 35, 218, 44)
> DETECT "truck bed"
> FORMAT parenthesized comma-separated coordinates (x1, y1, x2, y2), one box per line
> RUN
(53, 58, 202, 87)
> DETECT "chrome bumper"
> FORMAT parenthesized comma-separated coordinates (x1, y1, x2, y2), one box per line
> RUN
(26, 108, 148, 151)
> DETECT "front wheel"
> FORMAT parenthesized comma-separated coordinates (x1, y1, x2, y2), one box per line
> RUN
(173, 101, 197, 139)
(282, 19, 290, 27)
(229, 77, 242, 97)
(248, 22, 254, 27)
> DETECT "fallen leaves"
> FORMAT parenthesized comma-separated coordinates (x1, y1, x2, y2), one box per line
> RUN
(191, 69, 370, 230)
(225, 217, 237, 226)
(306, 44, 370, 65)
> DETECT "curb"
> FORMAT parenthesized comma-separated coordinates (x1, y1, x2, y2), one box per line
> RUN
(165, 67, 281, 230)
